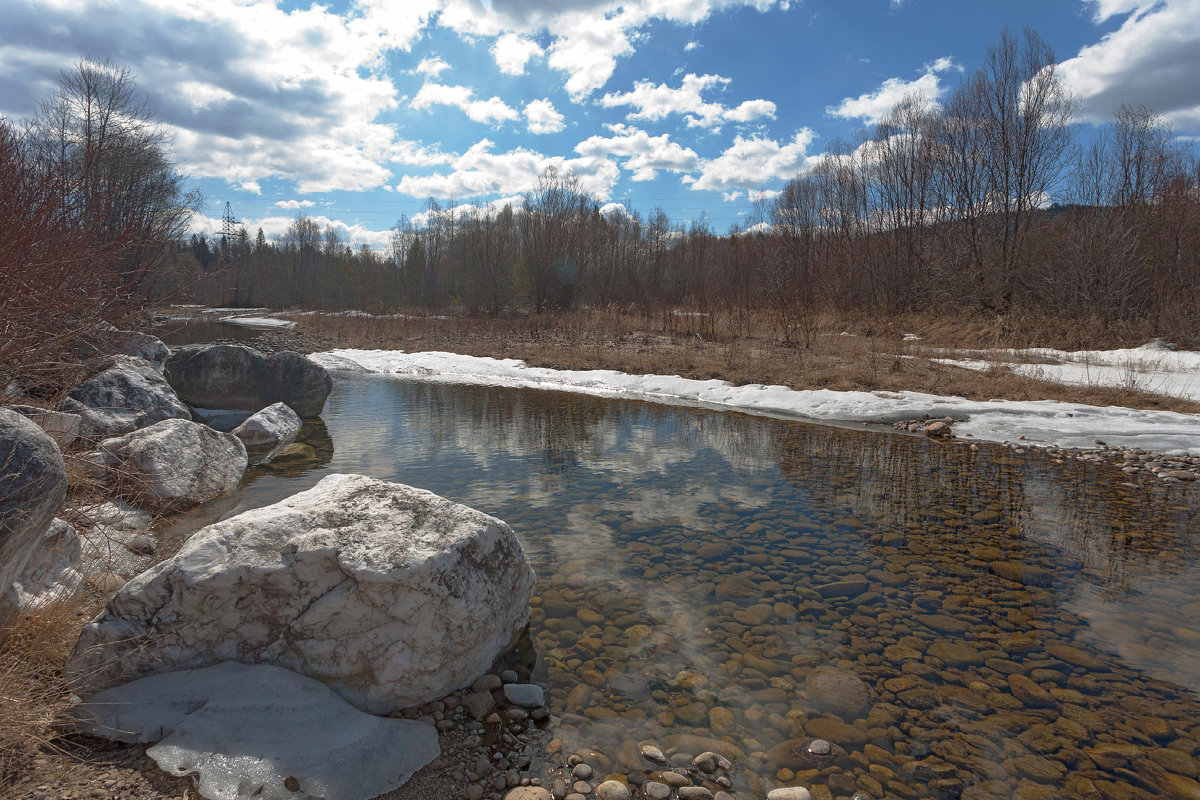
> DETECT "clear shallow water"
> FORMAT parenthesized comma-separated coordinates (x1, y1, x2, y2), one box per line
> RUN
(198, 374, 1200, 800)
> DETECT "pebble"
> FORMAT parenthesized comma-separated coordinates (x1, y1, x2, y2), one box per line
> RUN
(594, 780, 631, 800)
(767, 789, 813, 800)
(503, 683, 545, 707)
(639, 743, 668, 765)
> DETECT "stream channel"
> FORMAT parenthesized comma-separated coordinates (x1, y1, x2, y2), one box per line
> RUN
(162, 349, 1200, 800)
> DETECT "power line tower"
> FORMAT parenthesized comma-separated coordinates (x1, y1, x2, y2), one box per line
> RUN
(221, 202, 240, 256)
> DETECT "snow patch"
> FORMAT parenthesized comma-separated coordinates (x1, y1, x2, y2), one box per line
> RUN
(309, 349, 1200, 454)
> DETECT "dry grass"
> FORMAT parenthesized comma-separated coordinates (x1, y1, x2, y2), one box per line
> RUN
(285, 307, 1200, 415)
(0, 597, 96, 786)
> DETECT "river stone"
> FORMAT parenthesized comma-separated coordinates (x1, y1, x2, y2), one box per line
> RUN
(63, 355, 191, 438)
(805, 666, 873, 720)
(1, 408, 68, 622)
(112, 330, 170, 369)
(73, 661, 438, 800)
(814, 576, 868, 598)
(1008, 674, 1058, 709)
(595, 781, 632, 800)
(927, 640, 985, 667)
(231, 402, 302, 463)
(766, 737, 849, 770)
(767, 789, 813, 800)
(504, 789, 552, 800)
(67, 474, 536, 713)
(1044, 642, 1106, 669)
(87, 418, 247, 509)
(164, 344, 332, 418)
(504, 683, 545, 707)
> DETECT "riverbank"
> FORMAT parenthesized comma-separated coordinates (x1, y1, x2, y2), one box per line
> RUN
(209, 308, 1200, 415)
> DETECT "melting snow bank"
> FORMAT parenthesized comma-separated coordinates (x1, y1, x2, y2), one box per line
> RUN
(218, 315, 297, 329)
(310, 349, 1200, 454)
(74, 661, 438, 800)
(933, 339, 1200, 401)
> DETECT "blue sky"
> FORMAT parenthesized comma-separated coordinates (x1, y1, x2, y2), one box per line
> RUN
(3, 0, 1199, 248)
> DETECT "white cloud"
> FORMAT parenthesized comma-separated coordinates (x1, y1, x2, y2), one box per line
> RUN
(524, 99, 566, 134)
(575, 123, 700, 181)
(411, 82, 519, 124)
(1087, 0, 1157, 23)
(394, 139, 621, 200)
(684, 40, 700, 51)
(599, 73, 776, 128)
(0, 0, 444, 193)
(437, 0, 790, 98)
(688, 129, 817, 191)
(600, 201, 630, 218)
(188, 211, 392, 249)
(491, 33, 543, 75)
(276, 199, 316, 209)
(827, 56, 959, 125)
(414, 56, 451, 76)
(1061, 0, 1200, 129)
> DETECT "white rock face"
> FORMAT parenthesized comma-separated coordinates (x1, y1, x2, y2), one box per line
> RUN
(74, 661, 439, 800)
(68, 474, 536, 713)
(63, 356, 191, 438)
(89, 419, 247, 509)
(231, 402, 301, 463)
(5, 518, 83, 612)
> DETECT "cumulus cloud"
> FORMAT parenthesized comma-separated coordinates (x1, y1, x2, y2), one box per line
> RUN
(600, 73, 776, 128)
(491, 33, 543, 74)
(394, 138, 621, 199)
(524, 98, 566, 134)
(275, 199, 316, 209)
(437, 0, 790, 98)
(414, 56, 451, 76)
(827, 56, 959, 125)
(1061, 0, 1200, 128)
(687, 130, 817, 191)
(411, 82, 519, 124)
(0, 0, 442, 193)
(575, 123, 700, 181)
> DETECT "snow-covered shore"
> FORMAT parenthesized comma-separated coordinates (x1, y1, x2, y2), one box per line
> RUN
(310, 348, 1200, 454)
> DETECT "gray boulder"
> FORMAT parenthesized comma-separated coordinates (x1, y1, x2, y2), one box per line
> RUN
(113, 330, 170, 370)
(68, 474, 536, 713)
(231, 402, 302, 464)
(0, 408, 68, 621)
(88, 419, 247, 510)
(63, 356, 191, 439)
(164, 345, 332, 418)
(6, 405, 82, 449)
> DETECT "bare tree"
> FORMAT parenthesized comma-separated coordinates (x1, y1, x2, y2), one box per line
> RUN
(26, 59, 196, 288)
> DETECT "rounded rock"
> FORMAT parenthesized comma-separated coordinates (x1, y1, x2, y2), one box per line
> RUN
(594, 779, 630, 800)
(505, 788, 552, 800)
(767, 789, 813, 800)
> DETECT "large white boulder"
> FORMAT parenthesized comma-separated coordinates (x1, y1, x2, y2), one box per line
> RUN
(63, 355, 191, 438)
(231, 402, 301, 464)
(74, 661, 439, 800)
(1, 408, 68, 622)
(68, 474, 536, 713)
(88, 418, 247, 510)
